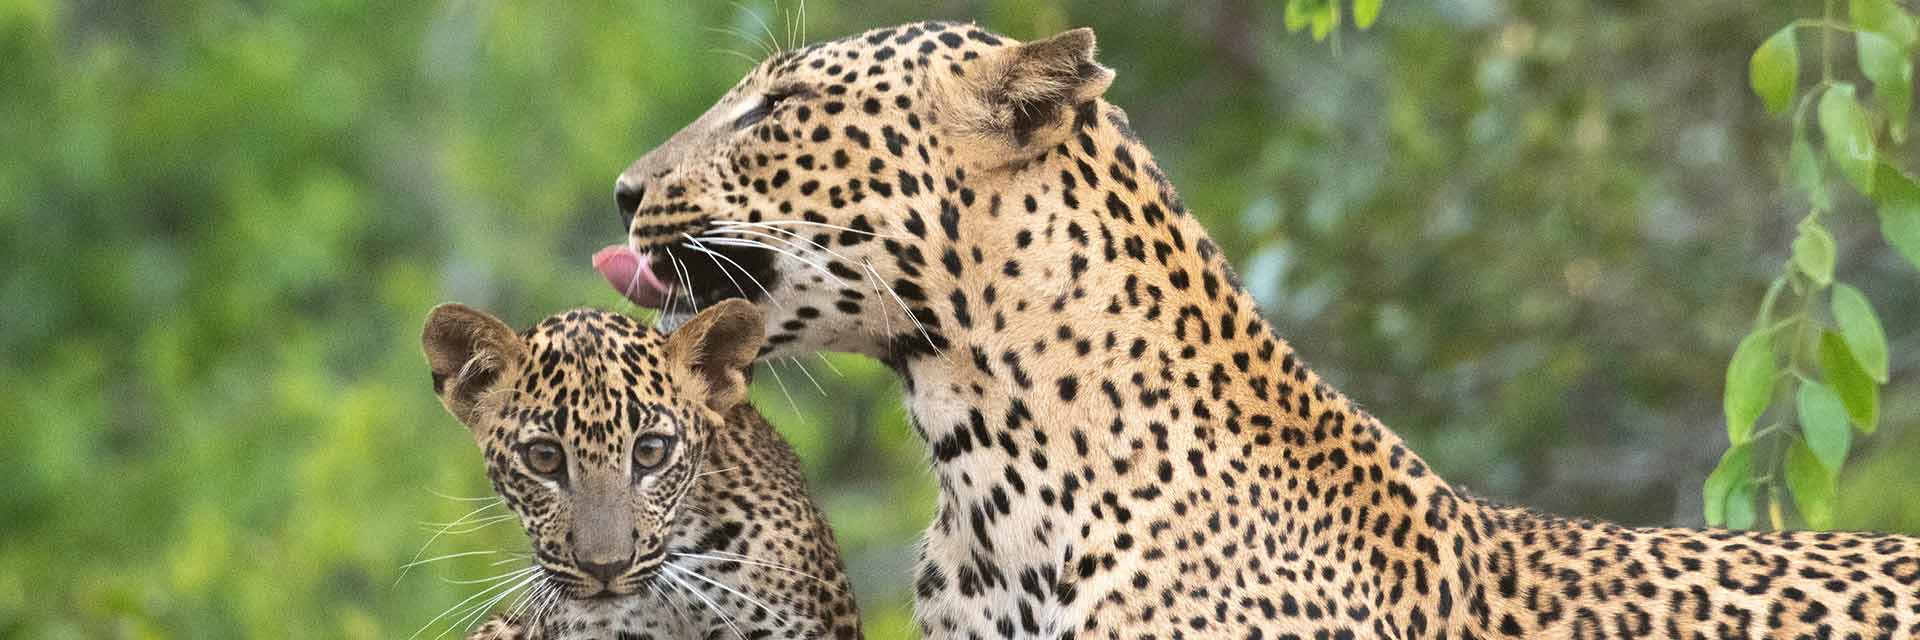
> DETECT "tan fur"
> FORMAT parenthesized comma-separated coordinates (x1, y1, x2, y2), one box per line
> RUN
(608, 21, 1920, 639)
(424, 305, 862, 639)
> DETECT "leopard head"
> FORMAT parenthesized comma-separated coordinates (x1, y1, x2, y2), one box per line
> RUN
(421, 300, 763, 599)
(595, 21, 1113, 361)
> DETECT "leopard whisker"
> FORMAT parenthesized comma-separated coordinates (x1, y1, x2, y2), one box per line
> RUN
(444, 570, 540, 640)
(426, 489, 504, 503)
(695, 235, 850, 288)
(786, 356, 828, 395)
(398, 501, 511, 585)
(706, 47, 763, 67)
(661, 250, 687, 326)
(703, 24, 775, 59)
(416, 513, 517, 534)
(409, 565, 539, 640)
(731, 1, 784, 54)
(665, 561, 794, 627)
(652, 576, 698, 630)
(860, 258, 895, 339)
(439, 565, 538, 588)
(660, 566, 748, 640)
(649, 582, 693, 633)
(706, 225, 863, 275)
(403, 549, 505, 571)
(712, 218, 905, 241)
(863, 257, 943, 358)
(665, 246, 703, 319)
(620, 248, 662, 326)
(528, 582, 563, 632)
(500, 572, 548, 622)
(673, 550, 830, 585)
(488, 554, 533, 567)
(813, 352, 845, 377)
(760, 358, 802, 415)
(781, 0, 794, 53)
(681, 233, 785, 311)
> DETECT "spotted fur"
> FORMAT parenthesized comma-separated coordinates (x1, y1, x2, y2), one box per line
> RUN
(608, 21, 1920, 640)
(423, 301, 861, 639)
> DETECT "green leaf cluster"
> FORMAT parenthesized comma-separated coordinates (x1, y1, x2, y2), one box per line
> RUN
(1717, 0, 1917, 529)
(1284, 0, 1383, 43)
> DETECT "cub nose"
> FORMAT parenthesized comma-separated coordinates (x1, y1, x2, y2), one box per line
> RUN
(614, 179, 645, 232)
(577, 559, 630, 586)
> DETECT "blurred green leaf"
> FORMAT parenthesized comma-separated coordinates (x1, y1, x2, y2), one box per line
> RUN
(1723, 328, 1777, 445)
(1855, 30, 1912, 142)
(1798, 381, 1852, 472)
(1312, 2, 1339, 41)
(1819, 83, 1876, 194)
(1830, 283, 1890, 382)
(1786, 440, 1838, 529)
(1852, 0, 1918, 50)
(1874, 162, 1920, 270)
(1820, 331, 1881, 433)
(1284, 0, 1314, 32)
(1750, 26, 1800, 115)
(1790, 125, 1832, 210)
(1354, 0, 1382, 29)
(1703, 443, 1753, 526)
(1725, 481, 1758, 530)
(1791, 219, 1836, 286)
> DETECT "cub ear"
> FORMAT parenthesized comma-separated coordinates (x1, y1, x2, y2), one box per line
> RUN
(665, 299, 765, 413)
(422, 303, 526, 429)
(953, 27, 1114, 159)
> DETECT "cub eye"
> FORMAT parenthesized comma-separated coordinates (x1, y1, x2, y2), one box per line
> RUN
(521, 441, 566, 478)
(632, 435, 676, 474)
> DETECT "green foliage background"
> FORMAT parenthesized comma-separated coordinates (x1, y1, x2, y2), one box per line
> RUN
(2, 1, 1916, 638)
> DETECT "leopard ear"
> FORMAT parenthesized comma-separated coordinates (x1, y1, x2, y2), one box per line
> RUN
(422, 303, 526, 430)
(1002, 28, 1113, 119)
(948, 27, 1114, 160)
(665, 299, 765, 413)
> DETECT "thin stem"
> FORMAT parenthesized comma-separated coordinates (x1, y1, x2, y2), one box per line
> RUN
(1751, 421, 1791, 441)
(1761, 314, 1804, 337)
(1785, 274, 1819, 379)
(1769, 487, 1788, 530)
(1820, 0, 1837, 81)
(1756, 271, 1822, 531)
(1788, 18, 1855, 34)
(1754, 275, 1789, 332)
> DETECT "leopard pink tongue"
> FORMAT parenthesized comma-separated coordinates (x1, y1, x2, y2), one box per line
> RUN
(593, 245, 671, 309)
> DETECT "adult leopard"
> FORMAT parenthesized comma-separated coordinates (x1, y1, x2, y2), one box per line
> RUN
(423, 301, 862, 639)
(594, 21, 1920, 639)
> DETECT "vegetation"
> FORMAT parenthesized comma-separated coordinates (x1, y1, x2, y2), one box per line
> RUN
(2, 1, 1914, 638)
(1708, 0, 1919, 531)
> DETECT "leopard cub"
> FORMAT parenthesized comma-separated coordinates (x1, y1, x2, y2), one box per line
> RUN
(422, 299, 861, 639)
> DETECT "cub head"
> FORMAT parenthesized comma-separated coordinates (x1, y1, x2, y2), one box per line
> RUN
(421, 300, 763, 599)
(595, 21, 1113, 359)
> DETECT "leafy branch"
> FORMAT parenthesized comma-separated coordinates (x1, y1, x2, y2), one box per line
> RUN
(1710, 0, 1919, 530)
(1284, 0, 1383, 44)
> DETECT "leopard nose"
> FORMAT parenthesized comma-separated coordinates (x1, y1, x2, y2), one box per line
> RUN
(614, 179, 645, 233)
(577, 559, 629, 586)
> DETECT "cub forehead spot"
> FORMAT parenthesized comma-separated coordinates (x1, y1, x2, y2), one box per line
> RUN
(512, 309, 682, 423)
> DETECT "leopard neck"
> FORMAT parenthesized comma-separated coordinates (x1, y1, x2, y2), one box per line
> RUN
(886, 98, 1456, 538)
